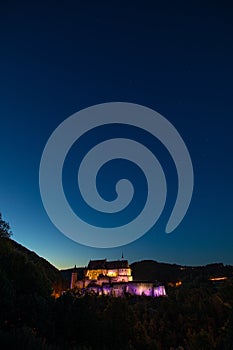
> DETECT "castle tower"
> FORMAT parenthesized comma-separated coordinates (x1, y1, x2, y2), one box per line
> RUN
(70, 265, 78, 289)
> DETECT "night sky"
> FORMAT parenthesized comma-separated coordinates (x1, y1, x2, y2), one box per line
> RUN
(0, 1, 232, 268)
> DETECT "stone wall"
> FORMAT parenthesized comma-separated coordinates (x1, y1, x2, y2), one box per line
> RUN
(126, 282, 154, 296)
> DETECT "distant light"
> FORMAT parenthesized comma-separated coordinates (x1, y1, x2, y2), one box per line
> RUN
(209, 277, 228, 281)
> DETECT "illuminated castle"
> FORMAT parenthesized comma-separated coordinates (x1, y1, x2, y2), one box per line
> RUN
(86, 258, 133, 282)
(70, 258, 166, 297)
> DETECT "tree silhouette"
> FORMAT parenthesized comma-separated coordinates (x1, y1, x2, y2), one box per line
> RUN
(0, 212, 12, 238)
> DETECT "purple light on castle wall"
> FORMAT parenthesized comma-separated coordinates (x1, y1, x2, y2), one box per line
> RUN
(126, 283, 154, 296)
(102, 285, 111, 295)
(90, 282, 166, 297)
(154, 286, 166, 297)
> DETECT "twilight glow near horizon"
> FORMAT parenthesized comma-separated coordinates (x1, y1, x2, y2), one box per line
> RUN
(0, 2, 232, 269)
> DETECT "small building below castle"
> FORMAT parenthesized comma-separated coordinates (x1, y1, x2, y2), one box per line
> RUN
(70, 258, 166, 298)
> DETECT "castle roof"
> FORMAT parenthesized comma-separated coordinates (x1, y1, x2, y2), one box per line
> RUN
(106, 260, 129, 269)
(87, 259, 129, 270)
(87, 259, 107, 269)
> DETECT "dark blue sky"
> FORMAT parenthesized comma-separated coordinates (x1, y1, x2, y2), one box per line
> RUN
(0, 1, 232, 268)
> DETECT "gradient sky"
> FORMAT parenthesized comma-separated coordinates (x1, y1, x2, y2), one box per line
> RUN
(0, 1, 233, 269)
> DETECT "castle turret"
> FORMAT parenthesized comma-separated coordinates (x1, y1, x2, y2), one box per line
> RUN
(70, 265, 78, 289)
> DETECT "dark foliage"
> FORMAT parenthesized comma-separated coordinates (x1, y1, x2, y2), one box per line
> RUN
(0, 213, 12, 238)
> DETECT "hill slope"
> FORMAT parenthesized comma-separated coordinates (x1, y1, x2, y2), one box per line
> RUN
(131, 260, 233, 283)
(0, 237, 63, 296)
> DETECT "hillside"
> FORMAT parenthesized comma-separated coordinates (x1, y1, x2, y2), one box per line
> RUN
(131, 260, 181, 282)
(131, 260, 233, 283)
(0, 237, 63, 296)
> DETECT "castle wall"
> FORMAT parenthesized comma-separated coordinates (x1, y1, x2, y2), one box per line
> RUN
(77, 281, 166, 298)
(86, 269, 107, 280)
(126, 282, 154, 296)
(153, 285, 166, 297)
(106, 269, 118, 277)
(96, 276, 110, 285)
(112, 283, 126, 297)
(111, 275, 131, 283)
(118, 268, 132, 276)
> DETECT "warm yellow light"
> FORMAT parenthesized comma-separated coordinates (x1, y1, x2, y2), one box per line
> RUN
(209, 277, 228, 281)
(107, 272, 117, 277)
(175, 281, 182, 287)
